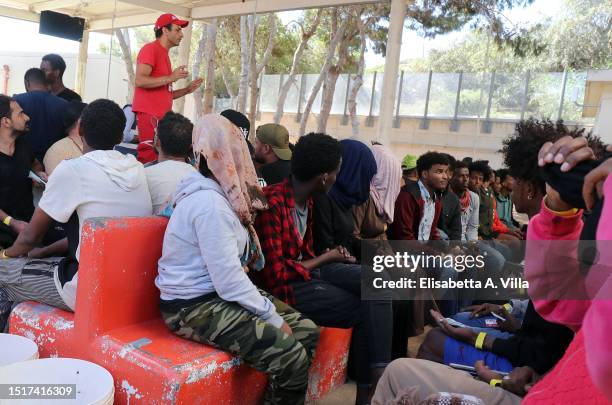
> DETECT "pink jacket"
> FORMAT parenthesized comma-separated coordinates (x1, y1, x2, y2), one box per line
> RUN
(524, 175, 612, 402)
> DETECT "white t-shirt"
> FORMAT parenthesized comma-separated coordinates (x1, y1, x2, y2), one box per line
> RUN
(39, 150, 153, 310)
(145, 160, 195, 214)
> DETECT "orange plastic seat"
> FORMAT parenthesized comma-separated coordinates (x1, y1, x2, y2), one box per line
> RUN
(10, 217, 352, 404)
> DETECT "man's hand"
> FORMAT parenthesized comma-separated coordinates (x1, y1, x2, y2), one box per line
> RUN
(431, 309, 478, 345)
(32, 171, 48, 189)
(503, 366, 539, 397)
(538, 135, 595, 172)
(538, 136, 611, 211)
(466, 303, 500, 318)
(323, 246, 356, 264)
(474, 360, 504, 382)
(279, 321, 293, 336)
(465, 304, 520, 332)
(37, 171, 48, 182)
(170, 65, 189, 82)
(9, 219, 28, 235)
(337, 246, 356, 262)
(583, 155, 612, 210)
(449, 245, 463, 256)
(475, 361, 538, 397)
(186, 78, 204, 94)
(507, 228, 523, 239)
(495, 307, 521, 333)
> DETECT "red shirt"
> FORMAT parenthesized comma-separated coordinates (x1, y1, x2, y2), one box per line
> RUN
(491, 197, 509, 234)
(254, 179, 315, 305)
(132, 40, 173, 117)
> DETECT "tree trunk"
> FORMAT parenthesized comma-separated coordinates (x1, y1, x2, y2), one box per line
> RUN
(248, 14, 277, 126)
(299, 10, 347, 136)
(236, 15, 250, 113)
(203, 18, 218, 114)
(218, 51, 236, 100)
(317, 66, 341, 133)
(317, 31, 353, 133)
(317, 8, 360, 133)
(348, 17, 367, 136)
(115, 29, 135, 105)
(273, 9, 322, 124)
(192, 25, 207, 119)
(247, 15, 258, 126)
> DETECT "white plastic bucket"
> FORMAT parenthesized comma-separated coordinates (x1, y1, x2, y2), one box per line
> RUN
(0, 358, 114, 404)
(0, 333, 38, 366)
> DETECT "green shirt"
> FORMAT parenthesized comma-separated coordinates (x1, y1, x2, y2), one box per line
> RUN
(495, 193, 514, 229)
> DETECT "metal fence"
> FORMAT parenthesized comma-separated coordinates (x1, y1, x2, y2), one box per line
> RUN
(215, 70, 594, 131)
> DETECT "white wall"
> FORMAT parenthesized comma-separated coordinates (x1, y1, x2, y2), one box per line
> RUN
(1, 51, 129, 106)
(257, 112, 593, 168)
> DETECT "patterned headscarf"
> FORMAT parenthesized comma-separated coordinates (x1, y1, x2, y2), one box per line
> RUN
(192, 114, 268, 269)
(370, 144, 402, 223)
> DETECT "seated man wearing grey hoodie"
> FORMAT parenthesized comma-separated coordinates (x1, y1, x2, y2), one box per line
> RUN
(156, 114, 319, 405)
(0, 99, 152, 328)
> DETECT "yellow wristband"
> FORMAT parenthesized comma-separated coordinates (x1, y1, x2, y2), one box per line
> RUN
(503, 303, 512, 312)
(0, 249, 10, 259)
(544, 196, 579, 217)
(3, 216, 11, 226)
(475, 332, 487, 350)
(490, 379, 502, 387)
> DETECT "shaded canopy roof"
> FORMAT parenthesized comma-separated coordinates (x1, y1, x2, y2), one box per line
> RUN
(0, 0, 379, 31)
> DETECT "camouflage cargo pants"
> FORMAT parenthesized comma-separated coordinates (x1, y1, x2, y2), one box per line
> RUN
(161, 289, 320, 405)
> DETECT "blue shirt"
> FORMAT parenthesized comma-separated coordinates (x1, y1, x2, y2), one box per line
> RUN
(14, 91, 67, 162)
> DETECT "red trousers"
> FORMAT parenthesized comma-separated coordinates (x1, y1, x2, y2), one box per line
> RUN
(136, 112, 161, 164)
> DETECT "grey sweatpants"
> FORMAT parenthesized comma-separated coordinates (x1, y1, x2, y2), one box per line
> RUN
(0, 257, 70, 331)
(372, 358, 522, 405)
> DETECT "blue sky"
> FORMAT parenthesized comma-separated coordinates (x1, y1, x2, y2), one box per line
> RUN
(0, 0, 558, 67)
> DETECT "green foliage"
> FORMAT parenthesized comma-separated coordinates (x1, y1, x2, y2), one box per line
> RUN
(406, 0, 535, 44)
(380, 0, 610, 74)
(544, 0, 612, 70)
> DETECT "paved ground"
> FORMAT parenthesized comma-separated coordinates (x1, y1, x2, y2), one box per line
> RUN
(314, 326, 431, 405)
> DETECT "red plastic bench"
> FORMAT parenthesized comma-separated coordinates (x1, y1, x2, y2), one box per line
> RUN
(9, 217, 351, 404)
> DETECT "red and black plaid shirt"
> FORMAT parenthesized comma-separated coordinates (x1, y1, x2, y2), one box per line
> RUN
(255, 179, 315, 305)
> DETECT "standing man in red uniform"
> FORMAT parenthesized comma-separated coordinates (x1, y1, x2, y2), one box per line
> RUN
(133, 14, 203, 163)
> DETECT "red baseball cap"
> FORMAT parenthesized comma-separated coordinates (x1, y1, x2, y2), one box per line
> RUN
(154, 13, 189, 30)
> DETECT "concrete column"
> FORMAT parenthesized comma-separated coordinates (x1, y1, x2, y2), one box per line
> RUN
(594, 90, 612, 144)
(173, 20, 193, 114)
(75, 29, 90, 98)
(376, 0, 406, 144)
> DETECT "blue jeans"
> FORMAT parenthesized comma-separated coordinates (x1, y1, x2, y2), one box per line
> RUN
(302, 262, 392, 387)
(488, 240, 513, 262)
(437, 263, 459, 317)
(477, 241, 507, 277)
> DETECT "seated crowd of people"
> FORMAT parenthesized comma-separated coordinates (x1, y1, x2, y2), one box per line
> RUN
(0, 54, 610, 405)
